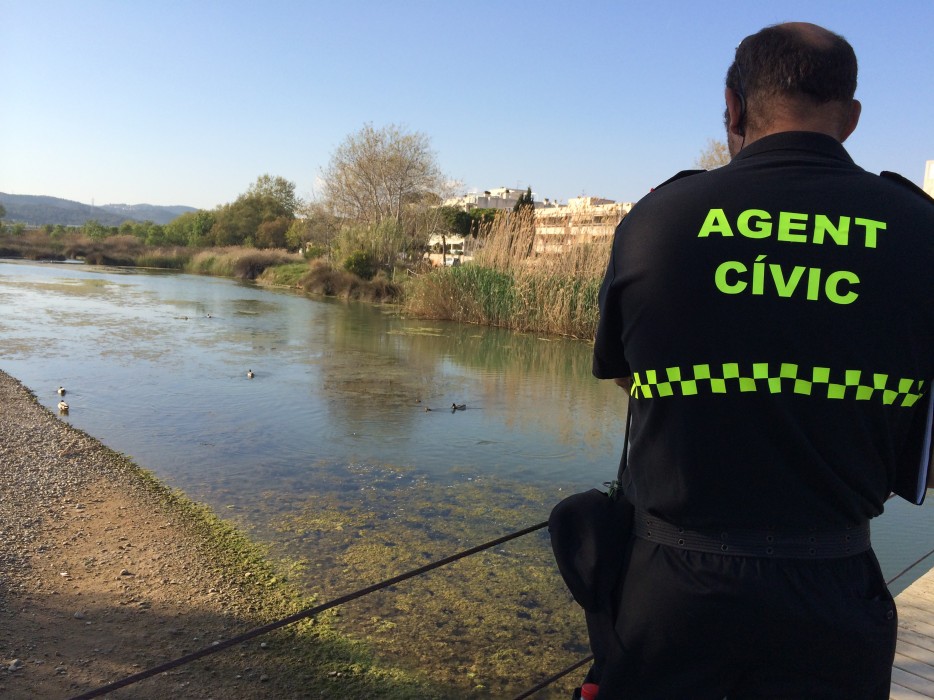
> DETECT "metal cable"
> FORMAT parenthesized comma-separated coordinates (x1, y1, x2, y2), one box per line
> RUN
(885, 544, 934, 586)
(510, 654, 593, 700)
(66, 520, 934, 700)
(68, 520, 549, 700)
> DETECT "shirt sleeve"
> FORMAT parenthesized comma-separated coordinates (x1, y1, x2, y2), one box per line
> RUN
(592, 223, 631, 379)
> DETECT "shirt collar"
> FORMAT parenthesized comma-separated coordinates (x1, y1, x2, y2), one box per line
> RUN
(731, 131, 856, 166)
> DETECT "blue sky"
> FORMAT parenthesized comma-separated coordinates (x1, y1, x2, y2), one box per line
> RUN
(1, 1, 931, 211)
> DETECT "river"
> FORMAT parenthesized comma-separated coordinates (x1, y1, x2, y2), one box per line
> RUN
(1, 259, 931, 697)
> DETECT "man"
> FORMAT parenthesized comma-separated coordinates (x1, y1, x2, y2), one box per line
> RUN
(592, 22, 933, 699)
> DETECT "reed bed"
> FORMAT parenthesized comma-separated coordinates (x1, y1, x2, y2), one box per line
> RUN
(0, 230, 68, 260)
(185, 246, 303, 279)
(133, 247, 192, 269)
(404, 208, 615, 339)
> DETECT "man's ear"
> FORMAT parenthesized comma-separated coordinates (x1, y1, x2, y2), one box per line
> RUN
(839, 99, 861, 143)
(725, 87, 745, 136)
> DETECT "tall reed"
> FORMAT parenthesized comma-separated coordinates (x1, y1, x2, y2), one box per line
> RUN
(404, 208, 615, 338)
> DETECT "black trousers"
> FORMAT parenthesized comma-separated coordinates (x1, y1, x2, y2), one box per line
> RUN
(600, 537, 898, 699)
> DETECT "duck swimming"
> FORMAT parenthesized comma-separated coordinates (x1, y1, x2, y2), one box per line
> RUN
(451, 403, 466, 411)
(247, 369, 255, 379)
(58, 400, 69, 413)
(57, 386, 66, 396)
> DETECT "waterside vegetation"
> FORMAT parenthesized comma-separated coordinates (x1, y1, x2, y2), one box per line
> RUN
(0, 124, 625, 339)
(403, 208, 611, 339)
(0, 207, 610, 339)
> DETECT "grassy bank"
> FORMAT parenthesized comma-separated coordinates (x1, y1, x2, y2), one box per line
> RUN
(403, 209, 611, 339)
(0, 230, 400, 303)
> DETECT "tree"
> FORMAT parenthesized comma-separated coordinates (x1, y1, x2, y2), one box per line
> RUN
(695, 138, 731, 170)
(437, 206, 472, 237)
(286, 202, 339, 255)
(83, 219, 108, 240)
(163, 210, 216, 247)
(513, 186, 535, 213)
(320, 123, 445, 227)
(247, 174, 300, 218)
(207, 175, 298, 248)
(255, 217, 290, 249)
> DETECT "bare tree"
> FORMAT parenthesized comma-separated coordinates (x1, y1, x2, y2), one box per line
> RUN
(695, 138, 731, 170)
(320, 123, 445, 227)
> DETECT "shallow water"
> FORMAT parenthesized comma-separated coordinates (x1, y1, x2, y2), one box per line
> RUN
(1, 259, 931, 695)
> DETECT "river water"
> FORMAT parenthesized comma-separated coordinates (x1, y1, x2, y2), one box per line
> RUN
(1, 259, 931, 696)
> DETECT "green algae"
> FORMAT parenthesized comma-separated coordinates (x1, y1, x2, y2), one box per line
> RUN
(258, 465, 589, 698)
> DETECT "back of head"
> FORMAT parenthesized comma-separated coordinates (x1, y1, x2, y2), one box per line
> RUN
(726, 22, 858, 136)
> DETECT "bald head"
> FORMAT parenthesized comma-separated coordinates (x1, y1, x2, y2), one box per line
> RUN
(781, 21, 840, 48)
(724, 22, 860, 147)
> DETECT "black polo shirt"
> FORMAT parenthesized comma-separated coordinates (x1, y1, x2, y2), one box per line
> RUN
(594, 132, 934, 530)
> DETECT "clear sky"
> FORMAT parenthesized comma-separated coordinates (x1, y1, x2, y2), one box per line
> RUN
(1, 1, 932, 211)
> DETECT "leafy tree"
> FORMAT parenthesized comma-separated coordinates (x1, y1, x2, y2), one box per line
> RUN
(695, 138, 731, 170)
(321, 123, 444, 227)
(513, 186, 535, 212)
(285, 218, 311, 252)
(83, 219, 108, 240)
(0, 204, 6, 221)
(163, 210, 216, 247)
(437, 206, 471, 237)
(207, 176, 298, 248)
(256, 217, 290, 249)
(247, 174, 300, 218)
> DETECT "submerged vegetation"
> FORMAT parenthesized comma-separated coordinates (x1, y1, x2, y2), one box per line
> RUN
(238, 463, 585, 699)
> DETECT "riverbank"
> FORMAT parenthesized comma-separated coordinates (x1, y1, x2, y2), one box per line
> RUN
(0, 370, 441, 699)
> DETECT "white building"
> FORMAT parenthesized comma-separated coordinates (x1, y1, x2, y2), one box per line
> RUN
(444, 187, 635, 257)
(445, 187, 545, 211)
(533, 196, 634, 254)
(426, 233, 468, 267)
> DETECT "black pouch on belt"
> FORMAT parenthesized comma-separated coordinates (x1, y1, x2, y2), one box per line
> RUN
(548, 408, 633, 697)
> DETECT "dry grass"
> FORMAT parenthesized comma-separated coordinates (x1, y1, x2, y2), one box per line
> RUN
(298, 260, 401, 302)
(404, 209, 614, 338)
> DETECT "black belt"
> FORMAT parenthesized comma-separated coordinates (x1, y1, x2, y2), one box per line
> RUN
(633, 509, 871, 559)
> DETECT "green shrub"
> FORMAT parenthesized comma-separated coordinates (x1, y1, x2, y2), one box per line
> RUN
(343, 250, 376, 280)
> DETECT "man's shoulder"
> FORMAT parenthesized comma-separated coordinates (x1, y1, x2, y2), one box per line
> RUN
(879, 171, 934, 205)
(651, 169, 706, 191)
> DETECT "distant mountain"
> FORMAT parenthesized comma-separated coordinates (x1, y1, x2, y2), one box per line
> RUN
(99, 202, 198, 224)
(0, 193, 198, 227)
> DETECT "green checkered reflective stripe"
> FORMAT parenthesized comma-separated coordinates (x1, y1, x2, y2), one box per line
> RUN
(630, 363, 926, 407)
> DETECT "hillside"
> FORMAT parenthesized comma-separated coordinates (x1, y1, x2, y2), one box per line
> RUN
(0, 193, 198, 226)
